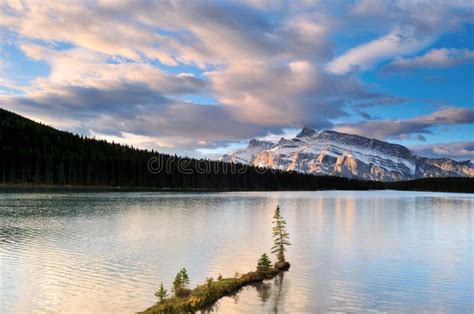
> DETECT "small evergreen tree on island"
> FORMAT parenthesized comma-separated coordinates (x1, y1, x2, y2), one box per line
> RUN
(271, 205, 291, 264)
(257, 253, 273, 273)
(205, 277, 214, 296)
(173, 271, 183, 296)
(155, 282, 168, 302)
(180, 268, 190, 288)
(206, 277, 214, 288)
(173, 268, 190, 297)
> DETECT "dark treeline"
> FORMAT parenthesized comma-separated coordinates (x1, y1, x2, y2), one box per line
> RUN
(385, 177, 474, 193)
(1, 108, 472, 192)
(0, 108, 381, 190)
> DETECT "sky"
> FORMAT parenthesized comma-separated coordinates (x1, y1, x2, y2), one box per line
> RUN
(0, 0, 473, 160)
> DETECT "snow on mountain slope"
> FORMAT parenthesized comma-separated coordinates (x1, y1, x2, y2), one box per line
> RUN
(222, 127, 474, 181)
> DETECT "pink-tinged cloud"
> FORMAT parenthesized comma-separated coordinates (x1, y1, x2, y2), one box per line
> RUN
(410, 142, 474, 161)
(326, 30, 434, 74)
(383, 48, 474, 72)
(335, 108, 474, 140)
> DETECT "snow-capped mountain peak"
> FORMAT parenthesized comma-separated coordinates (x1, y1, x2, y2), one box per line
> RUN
(223, 128, 474, 181)
(296, 126, 317, 138)
(248, 139, 276, 149)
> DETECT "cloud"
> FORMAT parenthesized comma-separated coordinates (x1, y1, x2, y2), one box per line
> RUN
(1, 1, 207, 66)
(18, 44, 208, 95)
(326, 0, 473, 74)
(417, 134, 427, 141)
(382, 48, 474, 73)
(206, 59, 364, 128)
(327, 30, 433, 74)
(351, 0, 473, 34)
(0, 1, 332, 68)
(410, 142, 474, 161)
(335, 108, 474, 140)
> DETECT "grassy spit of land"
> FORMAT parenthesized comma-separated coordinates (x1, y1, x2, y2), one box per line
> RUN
(140, 263, 290, 314)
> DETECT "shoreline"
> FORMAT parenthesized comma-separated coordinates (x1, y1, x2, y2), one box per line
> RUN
(0, 180, 472, 193)
(0, 183, 375, 193)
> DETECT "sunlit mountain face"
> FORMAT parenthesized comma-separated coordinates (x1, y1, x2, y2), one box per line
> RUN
(223, 127, 474, 181)
(0, 1, 473, 161)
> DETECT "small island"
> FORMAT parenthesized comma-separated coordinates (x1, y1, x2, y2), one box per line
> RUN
(141, 205, 291, 313)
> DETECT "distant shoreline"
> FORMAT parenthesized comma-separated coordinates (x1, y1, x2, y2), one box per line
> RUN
(0, 178, 472, 194)
(0, 183, 376, 193)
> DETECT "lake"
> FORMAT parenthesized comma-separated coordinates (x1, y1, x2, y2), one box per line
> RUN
(0, 191, 472, 312)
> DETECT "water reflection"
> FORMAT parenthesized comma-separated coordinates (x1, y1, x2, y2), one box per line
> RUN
(0, 191, 472, 313)
(256, 282, 271, 304)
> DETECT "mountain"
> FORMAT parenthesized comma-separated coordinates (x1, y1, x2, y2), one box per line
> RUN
(223, 127, 474, 181)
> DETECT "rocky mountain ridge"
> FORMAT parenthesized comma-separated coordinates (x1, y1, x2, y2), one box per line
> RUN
(223, 127, 473, 181)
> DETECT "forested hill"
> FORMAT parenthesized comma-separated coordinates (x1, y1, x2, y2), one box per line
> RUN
(0, 108, 472, 193)
(0, 108, 382, 190)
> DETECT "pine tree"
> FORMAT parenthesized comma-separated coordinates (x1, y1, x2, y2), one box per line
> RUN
(180, 268, 189, 289)
(206, 277, 214, 288)
(257, 253, 273, 273)
(155, 282, 168, 302)
(173, 271, 183, 295)
(271, 205, 291, 263)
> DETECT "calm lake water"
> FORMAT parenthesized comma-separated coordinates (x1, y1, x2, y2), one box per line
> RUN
(0, 191, 473, 313)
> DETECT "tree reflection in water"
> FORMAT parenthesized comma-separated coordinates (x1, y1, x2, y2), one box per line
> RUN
(256, 282, 271, 304)
(255, 272, 289, 313)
